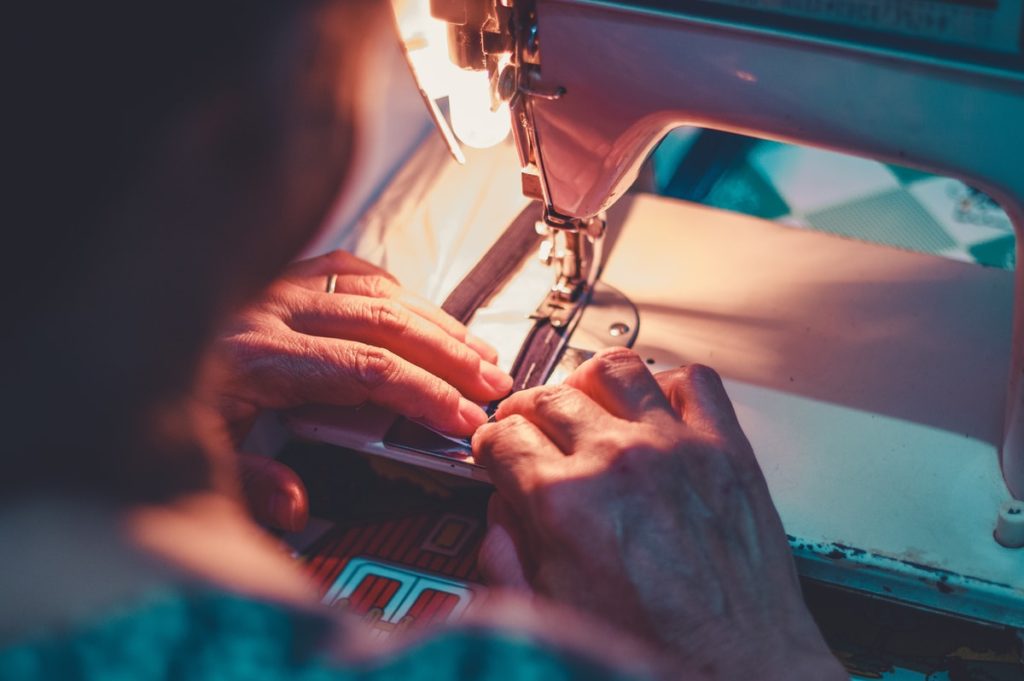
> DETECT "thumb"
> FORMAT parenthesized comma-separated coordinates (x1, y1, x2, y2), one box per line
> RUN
(238, 454, 309, 533)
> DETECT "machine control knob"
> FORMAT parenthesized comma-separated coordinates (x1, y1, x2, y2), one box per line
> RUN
(994, 500, 1024, 548)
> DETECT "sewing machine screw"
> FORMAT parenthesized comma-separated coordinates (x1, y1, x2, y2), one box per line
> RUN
(609, 322, 630, 337)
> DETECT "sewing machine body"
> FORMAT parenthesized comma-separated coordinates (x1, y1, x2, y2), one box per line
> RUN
(290, 0, 1024, 627)
(518, 0, 1024, 494)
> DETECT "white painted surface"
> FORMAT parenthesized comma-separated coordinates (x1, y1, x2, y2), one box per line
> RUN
(289, 136, 1024, 622)
(602, 194, 1023, 624)
(527, 0, 1024, 497)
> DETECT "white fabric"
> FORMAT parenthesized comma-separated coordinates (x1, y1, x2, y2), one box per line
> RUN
(342, 137, 546, 373)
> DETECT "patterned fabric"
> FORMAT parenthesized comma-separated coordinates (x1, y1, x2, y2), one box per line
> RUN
(0, 590, 633, 681)
(654, 132, 1016, 270)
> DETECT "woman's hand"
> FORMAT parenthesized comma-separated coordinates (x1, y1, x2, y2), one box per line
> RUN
(215, 250, 512, 532)
(473, 349, 844, 681)
(217, 249, 512, 441)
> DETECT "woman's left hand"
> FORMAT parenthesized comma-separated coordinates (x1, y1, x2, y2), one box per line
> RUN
(217, 249, 510, 439)
(215, 250, 512, 530)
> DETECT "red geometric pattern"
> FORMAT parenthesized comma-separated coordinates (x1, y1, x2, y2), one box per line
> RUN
(303, 511, 482, 597)
(402, 589, 460, 626)
(346, 574, 401, 616)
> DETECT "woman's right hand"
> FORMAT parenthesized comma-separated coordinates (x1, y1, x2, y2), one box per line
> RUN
(473, 349, 845, 681)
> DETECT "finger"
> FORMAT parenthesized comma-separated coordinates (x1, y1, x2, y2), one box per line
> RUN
(285, 249, 400, 284)
(289, 274, 499, 364)
(478, 495, 532, 590)
(237, 454, 309, 532)
(256, 333, 488, 436)
(565, 348, 676, 424)
(494, 384, 611, 454)
(473, 415, 563, 507)
(655, 364, 742, 437)
(286, 291, 511, 403)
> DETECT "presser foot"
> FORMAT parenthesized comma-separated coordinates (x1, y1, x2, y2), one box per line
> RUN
(383, 280, 639, 463)
(531, 213, 606, 328)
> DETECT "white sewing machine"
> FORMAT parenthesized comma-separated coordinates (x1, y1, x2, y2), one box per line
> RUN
(289, 0, 1024, 629)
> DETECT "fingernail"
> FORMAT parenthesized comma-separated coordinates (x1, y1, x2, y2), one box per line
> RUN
(467, 333, 499, 363)
(480, 361, 513, 395)
(269, 491, 304, 533)
(457, 398, 488, 431)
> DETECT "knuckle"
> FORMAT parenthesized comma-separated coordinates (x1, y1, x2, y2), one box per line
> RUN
(591, 347, 640, 374)
(494, 412, 530, 434)
(474, 415, 527, 460)
(448, 336, 480, 368)
(612, 438, 658, 470)
(221, 331, 278, 377)
(262, 279, 294, 300)
(260, 284, 302, 320)
(368, 300, 409, 334)
(358, 275, 396, 299)
(495, 387, 540, 418)
(471, 422, 498, 451)
(655, 366, 688, 385)
(444, 316, 469, 340)
(429, 383, 461, 416)
(662, 380, 688, 409)
(587, 429, 627, 455)
(302, 249, 350, 275)
(681, 363, 722, 386)
(350, 345, 399, 393)
(531, 385, 579, 414)
(487, 414, 537, 448)
(325, 248, 352, 267)
(679, 434, 761, 485)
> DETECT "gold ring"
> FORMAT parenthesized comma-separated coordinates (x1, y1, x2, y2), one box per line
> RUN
(325, 273, 339, 294)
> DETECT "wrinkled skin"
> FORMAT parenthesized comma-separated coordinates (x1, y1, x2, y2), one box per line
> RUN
(215, 249, 512, 530)
(474, 348, 845, 680)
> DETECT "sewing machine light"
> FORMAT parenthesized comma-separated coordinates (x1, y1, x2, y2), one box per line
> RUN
(390, 0, 510, 160)
(395, 0, 452, 99)
(448, 67, 511, 148)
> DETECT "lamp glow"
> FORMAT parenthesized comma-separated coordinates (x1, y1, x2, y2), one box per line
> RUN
(448, 68, 511, 149)
(392, 0, 510, 153)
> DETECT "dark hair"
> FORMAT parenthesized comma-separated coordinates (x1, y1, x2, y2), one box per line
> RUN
(9, 2, 297, 267)
(5, 1, 372, 503)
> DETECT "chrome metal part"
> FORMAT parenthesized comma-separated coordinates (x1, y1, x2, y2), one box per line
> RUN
(566, 281, 640, 352)
(531, 213, 606, 328)
(545, 281, 641, 385)
(519, 83, 566, 100)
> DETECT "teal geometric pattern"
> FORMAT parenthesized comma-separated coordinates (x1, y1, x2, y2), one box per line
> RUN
(653, 131, 1016, 270)
(805, 189, 957, 254)
(0, 589, 639, 681)
(703, 161, 790, 221)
